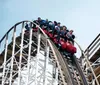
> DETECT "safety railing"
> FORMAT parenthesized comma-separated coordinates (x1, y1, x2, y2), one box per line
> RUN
(85, 34, 100, 60)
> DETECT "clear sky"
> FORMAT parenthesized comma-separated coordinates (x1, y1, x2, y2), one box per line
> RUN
(0, 0, 100, 53)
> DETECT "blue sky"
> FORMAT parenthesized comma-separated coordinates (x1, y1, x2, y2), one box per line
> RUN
(0, 0, 100, 52)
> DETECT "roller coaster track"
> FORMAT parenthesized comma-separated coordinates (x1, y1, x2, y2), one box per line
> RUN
(0, 20, 89, 85)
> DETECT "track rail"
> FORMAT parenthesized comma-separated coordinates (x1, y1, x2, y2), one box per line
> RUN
(0, 20, 89, 85)
(51, 40, 88, 85)
(50, 40, 75, 85)
(73, 55, 88, 85)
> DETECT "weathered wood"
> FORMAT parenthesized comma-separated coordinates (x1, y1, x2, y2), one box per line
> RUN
(88, 66, 100, 81)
